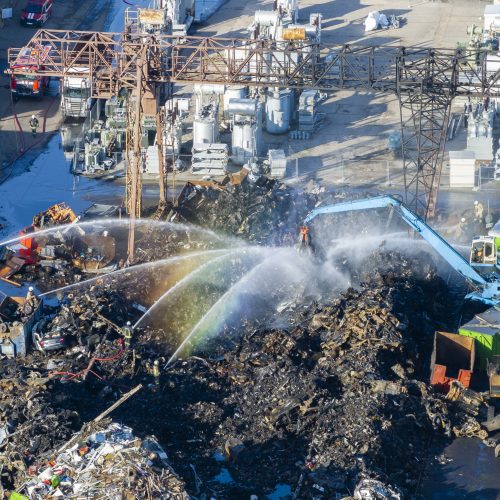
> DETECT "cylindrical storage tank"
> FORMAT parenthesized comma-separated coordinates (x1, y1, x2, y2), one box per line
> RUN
(226, 98, 257, 116)
(232, 120, 255, 165)
(265, 89, 292, 134)
(193, 116, 217, 145)
(224, 86, 248, 118)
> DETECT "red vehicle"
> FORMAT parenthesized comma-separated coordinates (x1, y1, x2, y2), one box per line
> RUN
(10, 45, 51, 98)
(20, 0, 52, 27)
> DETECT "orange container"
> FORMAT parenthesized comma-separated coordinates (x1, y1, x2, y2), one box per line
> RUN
(430, 331, 475, 392)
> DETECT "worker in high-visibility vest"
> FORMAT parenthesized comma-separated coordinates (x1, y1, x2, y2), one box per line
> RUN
(23, 286, 38, 314)
(122, 321, 133, 347)
(298, 226, 311, 249)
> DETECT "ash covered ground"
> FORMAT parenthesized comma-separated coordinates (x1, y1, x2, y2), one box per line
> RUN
(0, 178, 497, 498)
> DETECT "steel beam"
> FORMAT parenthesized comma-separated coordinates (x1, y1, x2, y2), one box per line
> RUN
(8, 30, 500, 221)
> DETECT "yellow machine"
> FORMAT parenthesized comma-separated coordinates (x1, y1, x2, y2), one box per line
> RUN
(31, 203, 77, 229)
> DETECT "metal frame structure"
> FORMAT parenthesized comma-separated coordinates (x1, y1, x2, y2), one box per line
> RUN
(8, 29, 500, 257)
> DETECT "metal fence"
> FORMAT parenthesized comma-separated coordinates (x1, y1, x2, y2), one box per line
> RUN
(287, 156, 500, 195)
(290, 157, 406, 188)
(475, 164, 500, 192)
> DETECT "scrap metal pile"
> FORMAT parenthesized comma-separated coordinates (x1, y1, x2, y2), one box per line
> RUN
(0, 361, 81, 492)
(3, 416, 188, 498)
(12, 253, 490, 498)
(1, 180, 498, 498)
(184, 253, 494, 497)
(170, 178, 314, 244)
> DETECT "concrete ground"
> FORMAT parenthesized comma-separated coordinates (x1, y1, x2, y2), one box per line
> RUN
(191, 0, 498, 209)
(0, 0, 113, 178)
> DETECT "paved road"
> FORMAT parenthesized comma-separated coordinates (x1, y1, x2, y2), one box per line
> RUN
(422, 438, 500, 499)
(0, 0, 113, 172)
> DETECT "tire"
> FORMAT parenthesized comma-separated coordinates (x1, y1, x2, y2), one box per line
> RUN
(0, 323, 7, 334)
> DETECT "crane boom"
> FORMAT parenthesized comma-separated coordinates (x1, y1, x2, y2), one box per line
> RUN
(303, 196, 500, 305)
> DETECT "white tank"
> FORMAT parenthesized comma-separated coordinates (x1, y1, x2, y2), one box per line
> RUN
(193, 104, 218, 146)
(193, 117, 217, 145)
(265, 89, 293, 134)
(254, 10, 279, 26)
(232, 120, 255, 165)
(224, 86, 248, 118)
(226, 98, 257, 116)
(231, 101, 262, 165)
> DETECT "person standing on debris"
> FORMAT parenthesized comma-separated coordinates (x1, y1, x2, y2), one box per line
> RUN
(29, 115, 39, 137)
(298, 226, 312, 252)
(455, 217, 468, 240)
(122, 321, 133, 348)
(459, 217, 467, 235)
(474, 200, 484, 223)
(152, 359, 160, 387)
(25, 286, 36, 305)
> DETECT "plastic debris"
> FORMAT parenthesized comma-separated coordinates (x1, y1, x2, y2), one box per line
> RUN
(364, 11, 389, 32)
(18, 423, 187, 499)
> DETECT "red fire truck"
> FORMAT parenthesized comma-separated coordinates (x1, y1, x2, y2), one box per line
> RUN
(20, 0, 53, 27)
(10, 45, 51, 98)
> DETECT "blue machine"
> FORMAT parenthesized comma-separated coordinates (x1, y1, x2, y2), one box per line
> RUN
(303, 195, 500, 306)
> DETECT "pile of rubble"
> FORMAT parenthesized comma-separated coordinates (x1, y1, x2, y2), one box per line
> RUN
(170, 178, 315, 244)
(151, 252, 493, 497)
(13, 423, 187, 499)
(0, 361, 81, 492)
(3, 247, 496, 498)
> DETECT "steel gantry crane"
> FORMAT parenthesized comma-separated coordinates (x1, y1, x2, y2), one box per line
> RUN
(7, 28, 500, 259)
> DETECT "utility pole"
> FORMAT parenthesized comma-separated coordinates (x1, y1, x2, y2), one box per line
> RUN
(127, 49, 146, 263)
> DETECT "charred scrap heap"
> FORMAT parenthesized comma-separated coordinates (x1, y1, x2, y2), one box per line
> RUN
(0, 179, 499, 499)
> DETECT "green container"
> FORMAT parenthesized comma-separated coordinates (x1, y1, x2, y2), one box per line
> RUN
(459, 307, 500, 371)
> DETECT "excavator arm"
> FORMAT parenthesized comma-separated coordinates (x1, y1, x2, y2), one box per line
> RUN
(304, 196, 499, 305)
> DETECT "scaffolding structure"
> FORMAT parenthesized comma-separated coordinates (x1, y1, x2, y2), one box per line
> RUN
(8, 30, 500, 257)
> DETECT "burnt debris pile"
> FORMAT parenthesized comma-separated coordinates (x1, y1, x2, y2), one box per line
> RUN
(191, 253, 488, 497)
(1, 181, 498, 498)
(171, 178, 314, 244)
(0, 361, 81, 491)
(10, 252, 488, 498)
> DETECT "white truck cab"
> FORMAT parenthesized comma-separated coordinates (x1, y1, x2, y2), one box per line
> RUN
(61, 67, 92, 119)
